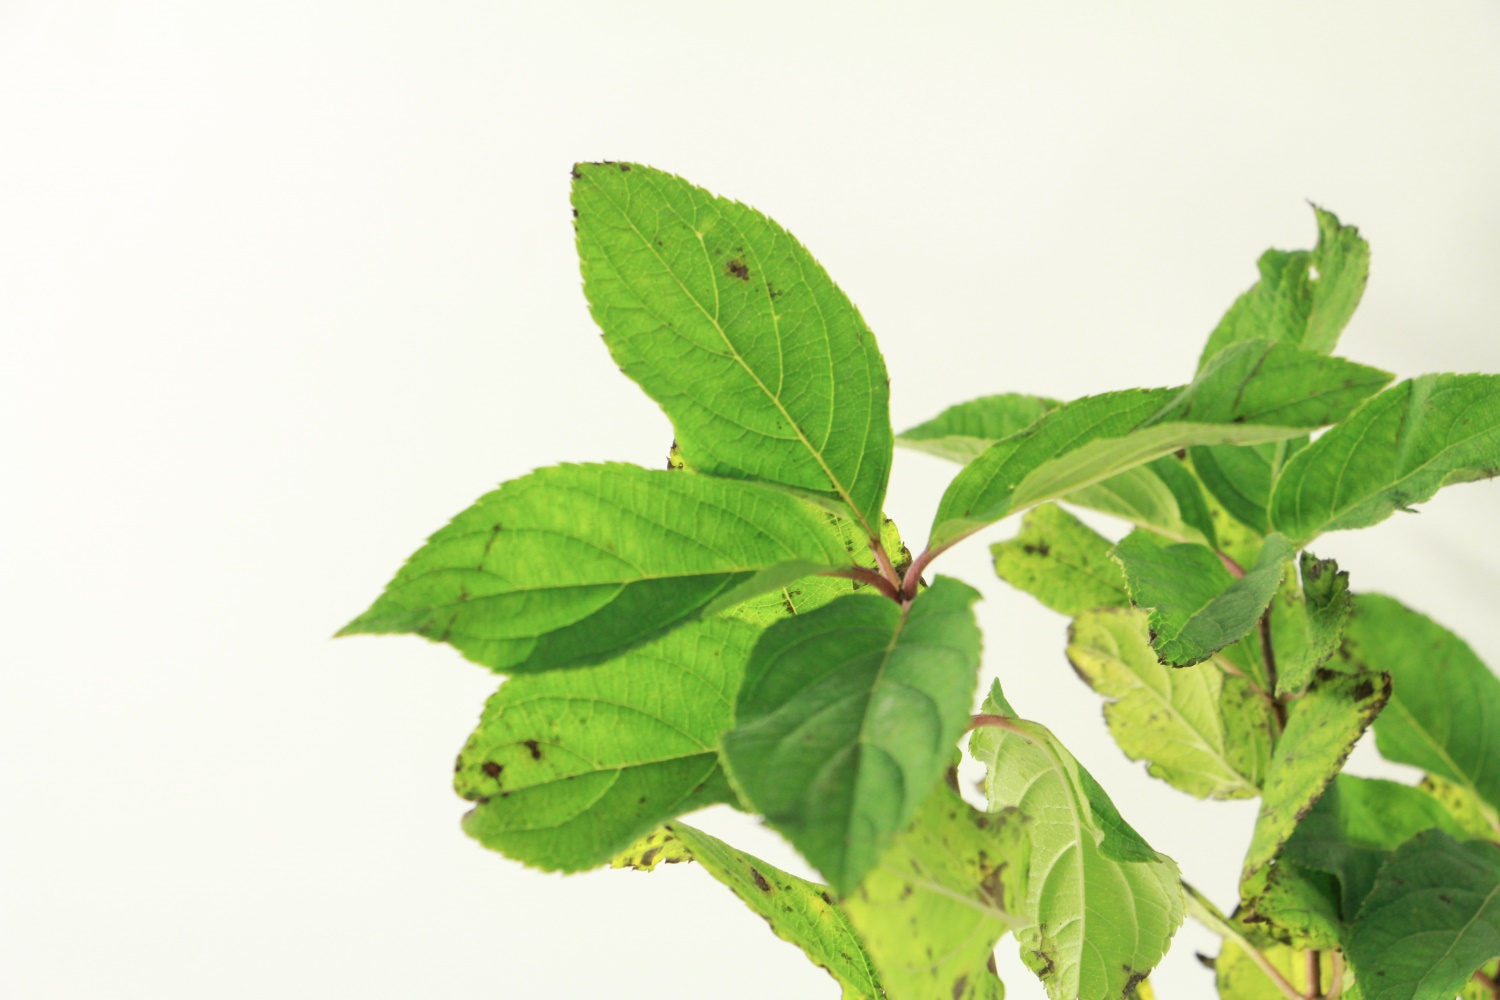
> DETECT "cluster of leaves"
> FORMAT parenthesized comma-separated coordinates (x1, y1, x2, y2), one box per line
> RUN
(341, 162, 1500, 999)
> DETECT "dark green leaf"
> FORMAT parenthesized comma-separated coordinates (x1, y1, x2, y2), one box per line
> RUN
(722, 578, 984, 895)
(1282, 775, 1473, 918)
(1348, 829, 1500, 1000)
(1112, 531, 1296, 667)
(339, 463, 849, 674)
(573, 162, 893, 535)
(1198, 205, 1369, 367)
(929, 340, 1389, 549)
(1341, 594, 1500, 814)
(1270, 552, 1351, 696)
(991, 503, 1129, 616)
(1269, 374, 1500, 545)
(842, 781, 1030, 1000)
(1189, 436, 1308, 535)
(456, 617, 757, 870)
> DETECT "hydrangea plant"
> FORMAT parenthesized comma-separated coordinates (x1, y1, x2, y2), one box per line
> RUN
(340, 163, 1500, 1000)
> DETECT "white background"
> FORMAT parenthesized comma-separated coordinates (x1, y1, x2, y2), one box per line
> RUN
(3, 2, 1499, 997)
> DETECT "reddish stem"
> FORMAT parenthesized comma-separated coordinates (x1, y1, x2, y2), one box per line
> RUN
(821, 566, 901, 602)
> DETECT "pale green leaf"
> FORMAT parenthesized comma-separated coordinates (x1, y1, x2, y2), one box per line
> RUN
(609, 826, 694, 871)
(930, 339, 1389, 549)
(990, 504, 1129, 616)
(1282, 775, 1473, 918)
(1112, 531, 1296, 667)
(1198, 204, 1370, 367)
(1420, 775, 1500, 842)
(1341, 594, 1500, 813)
(1269, 553, 1351, 697)
(1269, 374, 1500, 545)
(573, 162, 892, 535)
(663, 823, 887, 999)
(722, 578, 984, 895)
(971, 683, 1184, 1000)
(1241, 672, 1392, 884)
(455, 617, 756, 870)
(842, 781, 1030, 1000)
(901, 394, 1221, 546)
(1244, 863, 1343, 951)
(898, 393, 1057, 463)
(1067, 607, 1264, 799)
(1214, 937, 1338, 999)
(1348, 829, 1500, 1000)
(1066, 454, 1219, 547)
(338, 463, 849, 674)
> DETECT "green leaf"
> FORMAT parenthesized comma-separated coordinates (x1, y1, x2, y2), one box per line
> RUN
(929, 339, 1390, 549)
(609, 826, 694, 871)
(1341, 594, 1500, 814)
(1269, 553, 1351, 697)
(1241, 671, 1392, 885)
(572, 162, 893, 535)
(658, 823, 887, 999)
(1198, 204, 1370, 367)
(898, 393, 1057, 463)
(990, 504, 1129, 616)
(902, 397, 1222, 547)
(842, 781, 1031, 1000)
(1269, 374, 1500, 545)
(1214, 937, 1337, 1000)
(1244, 862, 1343, 950)
(338, 463, 850, 674)
(1066, 607, 1265, 799)
(1066, 454, 1219, 547)
(971, 683, 1184, 1000)
(728, 513, 911, 627)
(722, 577, 984, 895)
(1112, 531, 1297, 667)
(1189, 436, 1308, 535)
(455, 616, 757, 870)
(1348, 829, 1500, 1000)
(1282, 775, 1473, 919)
(1421, 775, 1500, 841)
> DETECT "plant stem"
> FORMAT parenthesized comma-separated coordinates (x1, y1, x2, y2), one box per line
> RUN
(1475, 968, 1500, 998)
(969, 713, 1027, 734)
(1218, 551, 1247, 578)
(1327, 952, 1344, 999)
(1304, 950, 1322, 998)
(901, 542, 949, 600)
(821, 565, 901, 602)
(1181, 881, 1304, 1000)
(868, 533, 901, 591)
(1259, 610, 1289, 729)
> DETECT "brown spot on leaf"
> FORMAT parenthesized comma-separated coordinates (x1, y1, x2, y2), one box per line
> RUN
(750, 867, 771, 892)
(951, 975, 969, 999)
(481, 761, 503, 778)
(725, 258, 750, 281)
(1352, 679, 1375, 701)
(522, 740, 542, 760)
